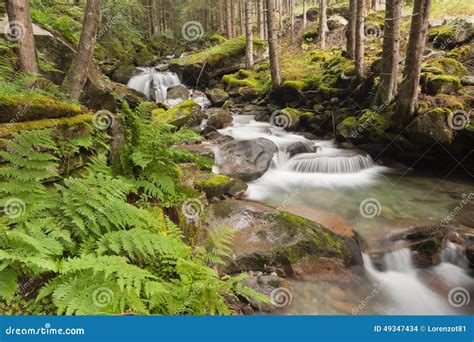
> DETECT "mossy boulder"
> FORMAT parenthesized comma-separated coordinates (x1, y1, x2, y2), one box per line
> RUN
(405, 108, 455, 145)
(303, 28, 319, 42)
(205, 108, 233, 131)
(170, 37, 267, 86)
(151, 99, 203, 128)
(181, 164, 247, 199)
(111, 65, 141, 84)
(0, 94, 83, 123)
(279, 107, 313, 131)
(425, 75, 461, 95)
(336, 116, 358, 139)
(428, 18, 474, 49)
(222, 68, 270, 96)
(355, 109, 392, 142)
(205, 200, 362, 275)
(134, 48, 156, 66)
(205, 88, 230, 105)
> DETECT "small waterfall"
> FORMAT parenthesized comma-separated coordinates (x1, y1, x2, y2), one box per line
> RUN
(286, 153, 374, 174)
(363, 250, 453, 314)
(127, 68, 181, 102)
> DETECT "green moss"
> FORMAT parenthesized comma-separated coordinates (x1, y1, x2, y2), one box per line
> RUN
(431, 58, 468, 76)
(222, 67, 270, 95)
(0, 114, 93, 137)
(356, 109, 392, 141)
(209, 34, 227, 45)
(0, 94, 83, 123)
(151, 100, 201, 127)
(446, 45, 472, 62)
(171, 37, 267, 67)
(303, 28, 318, 42)
(282, 80, 306, 92)
(195, 173, 232, 199)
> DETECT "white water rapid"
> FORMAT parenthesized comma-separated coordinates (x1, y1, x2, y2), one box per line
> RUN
(217, 115, 388, 200)
(127, 67, 210, 108)
(217, 114, 473, 315)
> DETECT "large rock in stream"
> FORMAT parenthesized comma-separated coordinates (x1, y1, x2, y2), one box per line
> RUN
(217, 138, 278, 181)
(205, 200, 363, 276)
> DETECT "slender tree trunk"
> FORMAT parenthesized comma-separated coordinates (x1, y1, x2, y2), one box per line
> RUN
(319, 0, 327, 49)
(245, 0, 254, 68)
(266, 0, 282, 88)
(239, 0, 245, 36)
(303, 0, 307, 30)
(395, 0, 431, 127)
(5, 0, 38, 74)
(374, 0, 402, 106)
(258, 0, 265, 39)
(62, 0, 102, 99)
(225, 0, 233, 38)
(290, 0, 295, 43)
(354, 0, 365, 82)
(346, 0, 356, 59)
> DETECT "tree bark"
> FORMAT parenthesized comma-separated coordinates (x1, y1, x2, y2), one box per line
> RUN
(395, 0, 431, 128)
(245, 0, 254, 68)
(346, 0, 356, 59)
(303, 0, 307, 30)
(225, 0, 233, 38)
(374, 0, 402, 106)
(258, 0, 265, 39)
(290, 0, 295, 43)
(266, 0, 282, 88)
(5, 0, 38, 74)
(62, 0, 102, 100)
(354, 0, 365, 82)
(319, 0, 327, 49)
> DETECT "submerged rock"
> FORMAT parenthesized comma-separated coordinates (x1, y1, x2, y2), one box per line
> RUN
(217, 138, 278, 181)
(205, 199, 362, 275)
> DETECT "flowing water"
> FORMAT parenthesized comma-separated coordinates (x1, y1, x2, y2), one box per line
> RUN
(127, 68, 210, 108)
(217, 115, 474, 315)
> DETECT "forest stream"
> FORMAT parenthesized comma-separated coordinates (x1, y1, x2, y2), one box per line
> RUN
(128, 69, 474, 315)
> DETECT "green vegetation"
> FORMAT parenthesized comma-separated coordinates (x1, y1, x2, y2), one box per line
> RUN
(0, 105, 265, 315)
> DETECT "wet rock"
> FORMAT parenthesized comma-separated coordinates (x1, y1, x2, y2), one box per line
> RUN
(206, 88, 230, 105)
(217, 138, 278, 181)
(111, 65, 142, 84)
(205, 200, 362, 275)
(205, 109, 233, 130)
(286, 141, 319, 158)
(166, 84, 190, 101)
(242, 274, 290, 312)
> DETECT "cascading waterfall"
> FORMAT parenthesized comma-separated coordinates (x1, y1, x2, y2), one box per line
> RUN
(286, 153, 374, 174)
(362, 250, 454, 315)
(217, 115, 388, 197)
(127, 68, 181, 102)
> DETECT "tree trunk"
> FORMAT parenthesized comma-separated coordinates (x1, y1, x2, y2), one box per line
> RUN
(225, 0, 233, 38)
(395, 0, 431, 128)
(319, 0, 327, 49)
(258, 0, 265, 39)
(5, 0, 38, 74)
(374, 0, 402, 106)
(354, 0, 365, 82)
(62, 0, 102, 100)
(303, 0, 307, 30)
(346, 0, 356, 59)
(245, 0, 254, 68)
(290, 0, 295, 43)
(266, 0, 282, 88)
